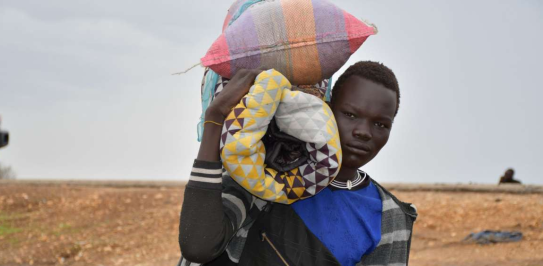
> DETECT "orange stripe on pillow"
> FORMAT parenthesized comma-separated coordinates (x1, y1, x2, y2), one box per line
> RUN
(281, 0, 316, 42)
(281, 0, 321, 84)
(291, 46, 322, 85)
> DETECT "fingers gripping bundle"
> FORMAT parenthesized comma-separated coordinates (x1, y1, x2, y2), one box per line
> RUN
(220, 69, 342, 204)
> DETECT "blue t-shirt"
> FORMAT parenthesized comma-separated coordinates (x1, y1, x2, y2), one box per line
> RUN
(291, 181, 382, 266)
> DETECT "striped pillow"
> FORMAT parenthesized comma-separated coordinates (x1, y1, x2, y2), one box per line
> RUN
(202, 0, 377, 85)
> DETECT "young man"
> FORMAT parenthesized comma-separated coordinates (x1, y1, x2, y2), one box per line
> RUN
(177, 61, 417, 266)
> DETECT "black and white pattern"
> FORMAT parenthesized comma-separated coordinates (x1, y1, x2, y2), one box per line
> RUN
(329, 171, 367, 190)
(187, 160, 223, 190)
(357, 182, 417, 266)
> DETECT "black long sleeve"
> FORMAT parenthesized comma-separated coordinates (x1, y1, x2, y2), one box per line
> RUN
(179, 159, 252, 263)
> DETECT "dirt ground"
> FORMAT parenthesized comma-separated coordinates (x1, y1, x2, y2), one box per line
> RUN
(0, 183, 542, 266)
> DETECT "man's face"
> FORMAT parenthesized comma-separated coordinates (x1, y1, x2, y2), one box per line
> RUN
(331, 76, 397, 169)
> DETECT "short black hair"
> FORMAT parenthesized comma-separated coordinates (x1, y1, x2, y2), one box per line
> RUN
(331, 61, 400, 116)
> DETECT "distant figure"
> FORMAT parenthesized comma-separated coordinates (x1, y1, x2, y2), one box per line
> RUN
(499, 168, 521, 184)
(0, 115, 9, 149)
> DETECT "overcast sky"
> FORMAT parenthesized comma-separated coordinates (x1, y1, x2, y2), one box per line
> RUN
(1, 0, 542, 184)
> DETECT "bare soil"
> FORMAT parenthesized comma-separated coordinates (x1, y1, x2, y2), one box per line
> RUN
(0, 183, 542, 266)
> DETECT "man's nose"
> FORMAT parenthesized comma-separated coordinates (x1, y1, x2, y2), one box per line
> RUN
(353, 121, 372, 141)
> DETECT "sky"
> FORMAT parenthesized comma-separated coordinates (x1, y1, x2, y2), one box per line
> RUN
(0, 0, 542, 184)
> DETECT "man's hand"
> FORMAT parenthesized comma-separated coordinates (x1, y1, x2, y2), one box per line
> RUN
(206, 69, 265, 122)
(197, 68, 266, 162)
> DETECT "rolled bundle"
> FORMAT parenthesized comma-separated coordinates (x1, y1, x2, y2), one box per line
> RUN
(220, 69, 342, 204)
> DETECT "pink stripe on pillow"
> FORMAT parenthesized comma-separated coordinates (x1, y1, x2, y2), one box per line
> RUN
(343, 10, 375, 53)
(202, 35, 231, 75)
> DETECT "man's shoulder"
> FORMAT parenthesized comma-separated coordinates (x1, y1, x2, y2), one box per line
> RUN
(371, 179, 418, 220)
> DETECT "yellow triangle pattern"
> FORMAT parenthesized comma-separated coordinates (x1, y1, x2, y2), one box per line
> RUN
(220, 69, 342, 204)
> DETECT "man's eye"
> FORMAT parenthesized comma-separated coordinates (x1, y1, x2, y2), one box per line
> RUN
(375, 122, 388, 128)
(343, 112, 355, 118)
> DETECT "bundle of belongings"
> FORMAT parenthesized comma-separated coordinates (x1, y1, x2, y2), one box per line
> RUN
(197, 0, 377, 204)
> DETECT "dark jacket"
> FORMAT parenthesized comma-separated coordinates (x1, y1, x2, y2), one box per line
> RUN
(177, 160, 417, 266)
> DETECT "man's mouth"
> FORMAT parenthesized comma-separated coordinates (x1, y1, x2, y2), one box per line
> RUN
(345, 143, 371, 155)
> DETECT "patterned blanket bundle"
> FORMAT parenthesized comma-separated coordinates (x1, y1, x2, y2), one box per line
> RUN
(220, 70, 342, 204)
